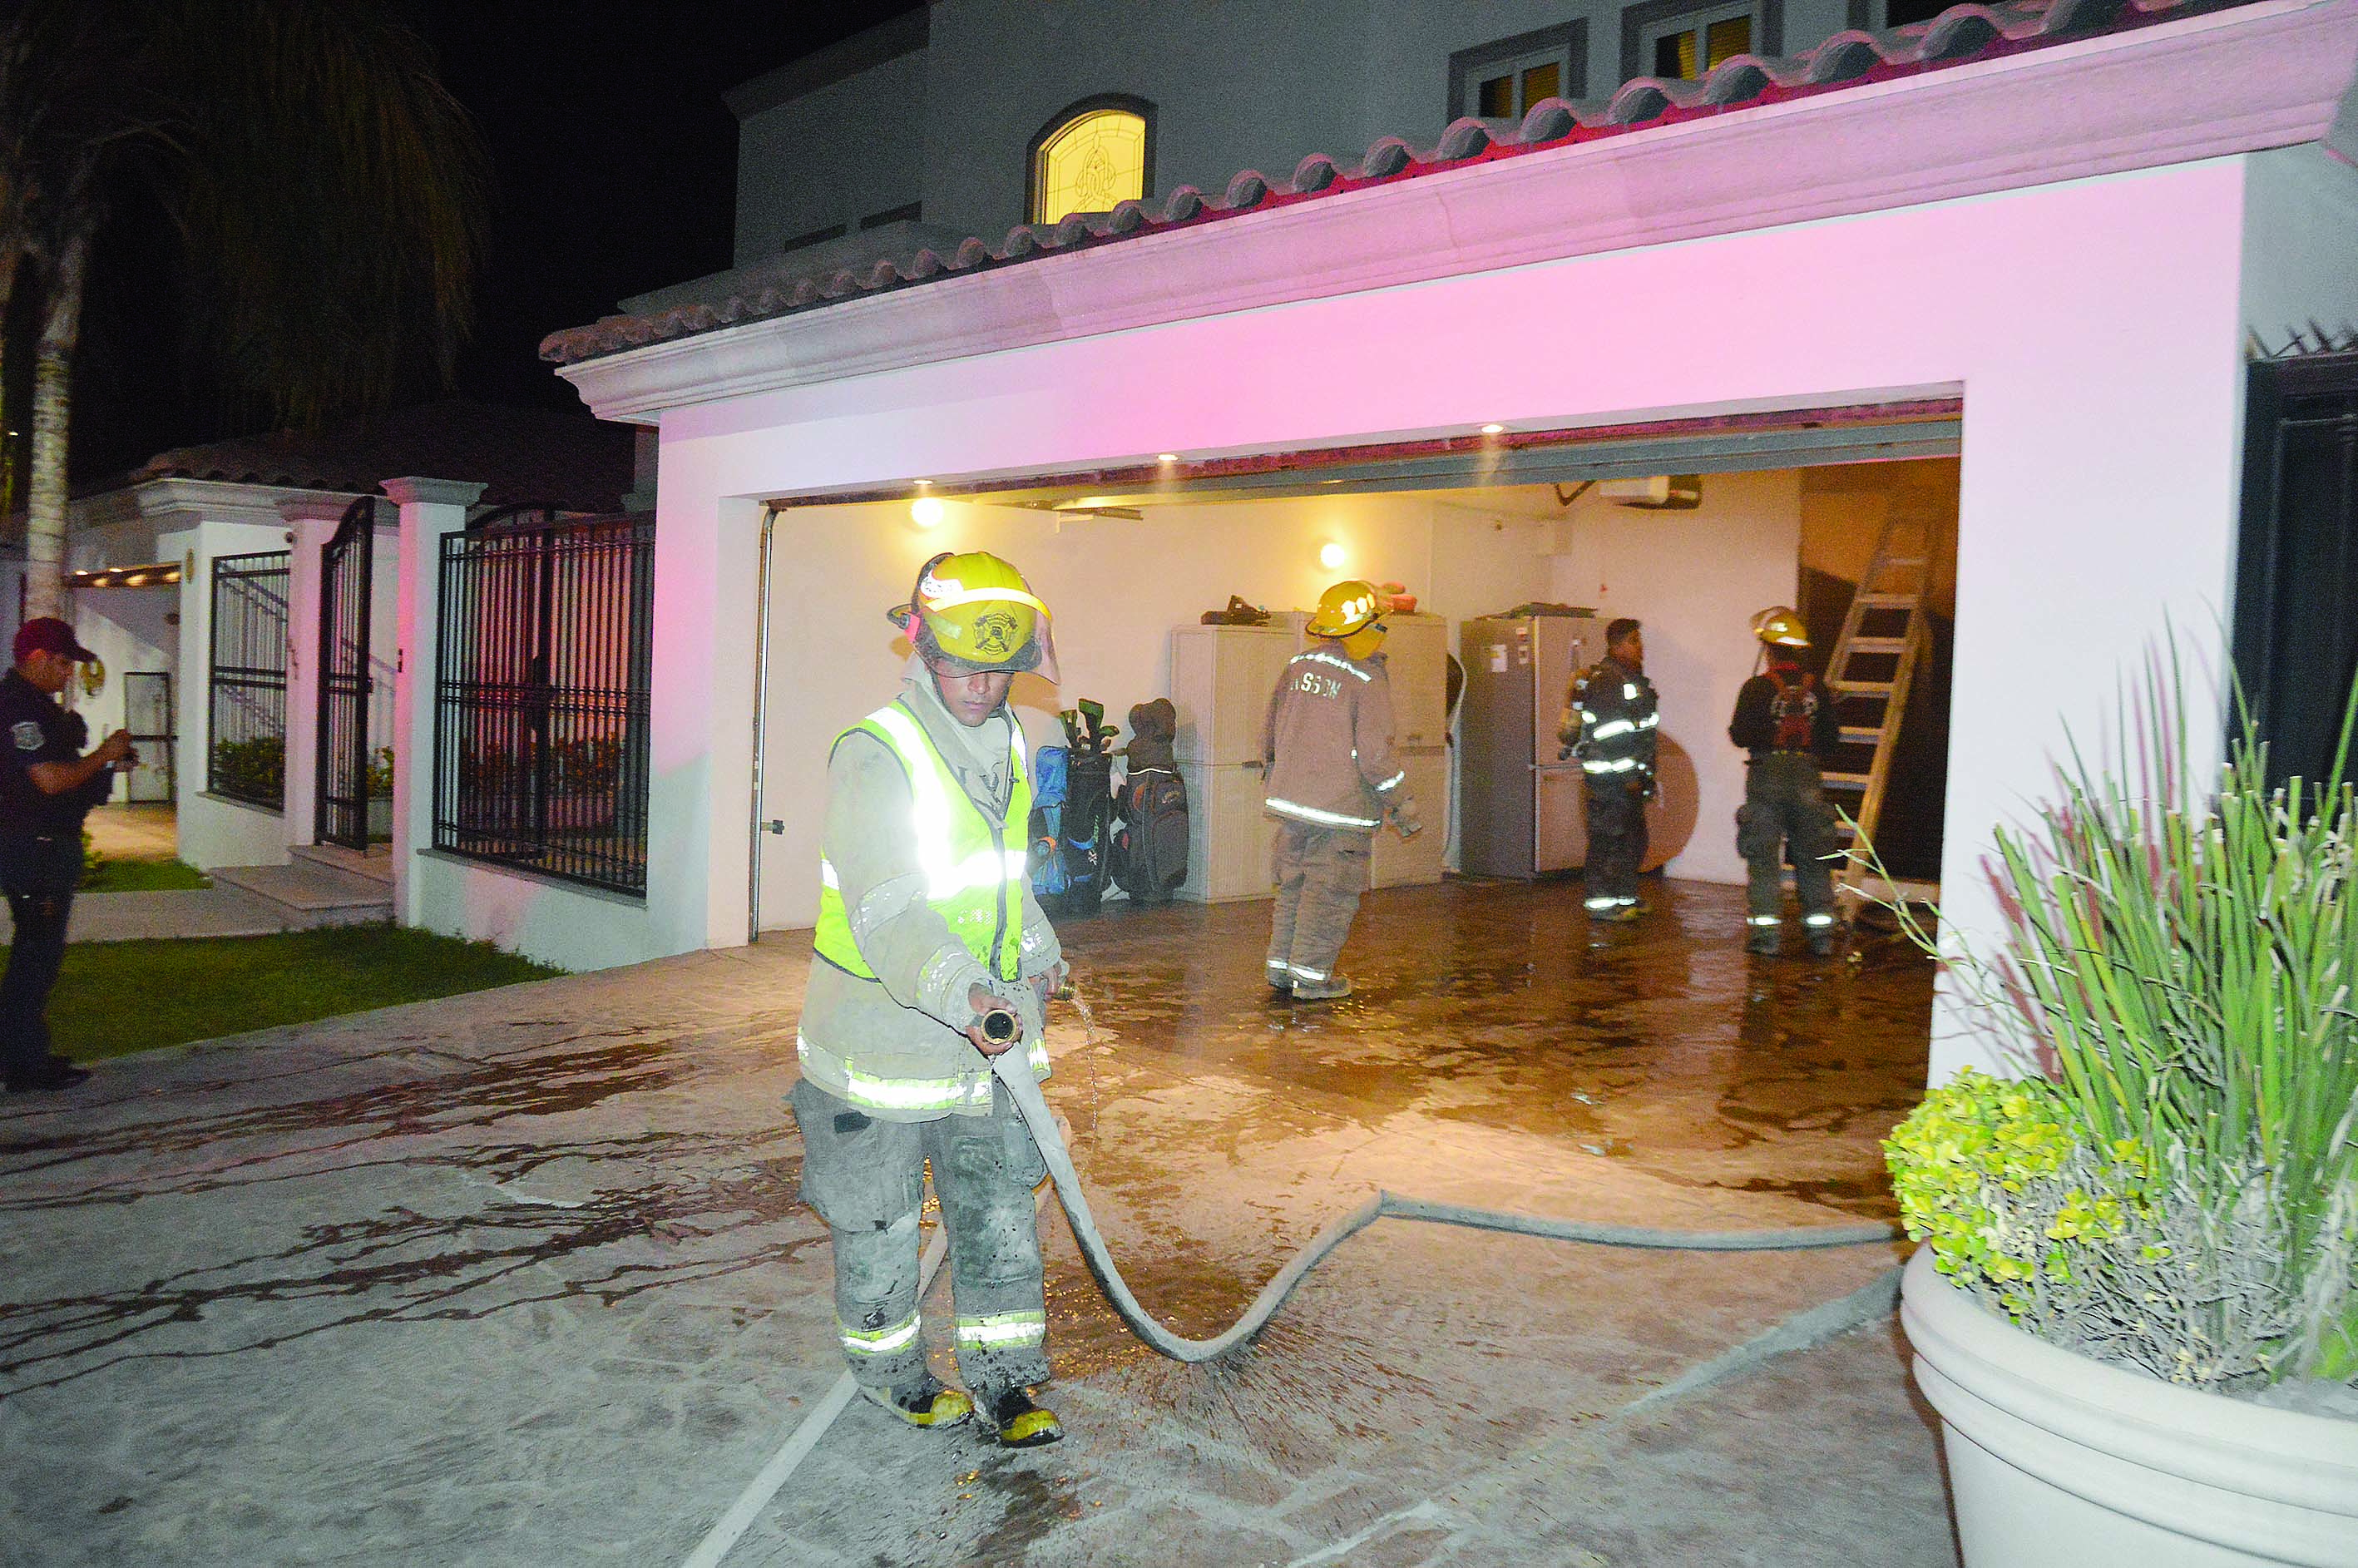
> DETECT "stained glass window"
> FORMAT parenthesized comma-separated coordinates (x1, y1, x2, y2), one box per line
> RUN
(1031, 108, 1148, 225)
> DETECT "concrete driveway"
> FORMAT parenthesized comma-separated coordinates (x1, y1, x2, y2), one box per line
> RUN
(0, 878, 1957, 1566)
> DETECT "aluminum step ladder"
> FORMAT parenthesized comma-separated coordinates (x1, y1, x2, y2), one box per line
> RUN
(1821, 500, 1940, 908)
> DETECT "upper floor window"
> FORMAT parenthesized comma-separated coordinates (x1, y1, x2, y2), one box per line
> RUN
(1028, 96, 1153, 225)
(1868, 0, 1951, 25)
(1621, 0, 1782, 83)
(1448, 22, 1587, 122)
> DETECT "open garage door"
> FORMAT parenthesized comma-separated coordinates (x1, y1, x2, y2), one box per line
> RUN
(750, 400, 1959, 937)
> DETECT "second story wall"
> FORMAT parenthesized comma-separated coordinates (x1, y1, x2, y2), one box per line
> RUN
(733, 0, 1891, 265)
(729, 14, 931, 266)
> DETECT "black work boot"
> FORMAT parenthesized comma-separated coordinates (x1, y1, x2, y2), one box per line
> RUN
(1744, 926, 1780, 956)
(860, 1374, 972, 1429)
(982, 1386, 1064, 1448)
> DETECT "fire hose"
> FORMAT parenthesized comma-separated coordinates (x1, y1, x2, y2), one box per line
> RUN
(986, 1046, 1902, 1363)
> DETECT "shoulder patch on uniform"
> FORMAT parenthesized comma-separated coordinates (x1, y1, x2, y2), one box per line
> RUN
(11, 720, 41, 751)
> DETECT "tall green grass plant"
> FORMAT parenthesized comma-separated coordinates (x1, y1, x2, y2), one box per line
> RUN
(1884, 654, 2358, 1390)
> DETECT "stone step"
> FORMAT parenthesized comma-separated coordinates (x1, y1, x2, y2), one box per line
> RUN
(290, 842, 394, 887)
(209, 860, 393, 928)
(67, 887, 294, 943)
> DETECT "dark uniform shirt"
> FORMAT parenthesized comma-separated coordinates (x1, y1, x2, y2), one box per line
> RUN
(0, 670, 109, 838)
(1560, 655, 1660, 784)
(1728, 660, 1841, 759)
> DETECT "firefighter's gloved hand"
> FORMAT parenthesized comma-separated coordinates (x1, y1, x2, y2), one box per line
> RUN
(1391, 801, 1424, 840)
(1557, 744, 1574, 761)
(964, 982, 1024, 1056)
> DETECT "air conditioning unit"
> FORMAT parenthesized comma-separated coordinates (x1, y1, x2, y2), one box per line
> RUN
(1598, 474, 1703, 510)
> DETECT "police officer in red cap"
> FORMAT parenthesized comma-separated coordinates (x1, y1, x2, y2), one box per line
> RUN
(1, 617, 134, 1091)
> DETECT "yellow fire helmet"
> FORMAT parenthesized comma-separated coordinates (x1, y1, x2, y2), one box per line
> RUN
(888, 550, 1058, 680)
(1750, 606, 1811, 648)
(1306, 579, 1387, 660)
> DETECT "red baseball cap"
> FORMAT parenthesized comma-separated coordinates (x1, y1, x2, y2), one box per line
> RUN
(12, 616, 96, 664)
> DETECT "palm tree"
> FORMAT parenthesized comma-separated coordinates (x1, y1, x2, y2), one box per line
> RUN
(2, 0, 486, 619)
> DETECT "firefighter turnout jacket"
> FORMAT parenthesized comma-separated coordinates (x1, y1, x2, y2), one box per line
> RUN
(798, 665, 1061, 1121)
(1261, 642, 1416, 833)
(1561, 655, 1660, 788)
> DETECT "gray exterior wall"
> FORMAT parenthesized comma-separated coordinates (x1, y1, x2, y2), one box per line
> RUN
(733, 0, 1873, 263)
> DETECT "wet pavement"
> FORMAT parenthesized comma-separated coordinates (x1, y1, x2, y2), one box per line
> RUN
(0, 877, 1955, 1567)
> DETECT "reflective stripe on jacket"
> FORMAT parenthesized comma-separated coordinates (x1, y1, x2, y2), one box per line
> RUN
(1260, 644, 1413, 833)
(813, 701, 1031, 983)
(1561, 656, 1659, 779)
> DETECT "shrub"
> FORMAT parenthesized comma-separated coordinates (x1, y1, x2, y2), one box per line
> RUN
(1883, 657, 2358, 1392)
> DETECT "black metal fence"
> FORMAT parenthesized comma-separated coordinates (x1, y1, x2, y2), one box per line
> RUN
(433, 510, 655, 896)
(207, 550, 291, 808)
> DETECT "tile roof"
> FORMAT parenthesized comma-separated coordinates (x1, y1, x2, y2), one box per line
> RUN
(127, 399, 639, 514)
(541, 0, 2247, 369)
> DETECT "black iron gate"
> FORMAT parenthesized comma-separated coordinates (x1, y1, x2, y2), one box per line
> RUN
(2236, 331, 2358, 789)
(316, 494, 378, 848)
(433, 507, 655, 895)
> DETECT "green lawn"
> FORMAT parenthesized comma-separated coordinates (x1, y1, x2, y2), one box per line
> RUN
(4, 927, 563, 1061)
(81, 857, 212, 892)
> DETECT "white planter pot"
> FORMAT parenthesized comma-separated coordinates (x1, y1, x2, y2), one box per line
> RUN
(1901, 1249, 2358, 1567)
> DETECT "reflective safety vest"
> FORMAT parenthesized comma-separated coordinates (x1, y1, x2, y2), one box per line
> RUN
(812, 701, 1031, 984)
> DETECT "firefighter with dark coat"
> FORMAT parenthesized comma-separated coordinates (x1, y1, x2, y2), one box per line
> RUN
(1726, 606, 1844, 955)
(792, 551, 1070, 1449)
(1560, 617, 1659, 921)
(1, 618, 132, 1092)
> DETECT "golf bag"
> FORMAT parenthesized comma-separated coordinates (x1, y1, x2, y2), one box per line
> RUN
(1113, 699, 1189, 903)
(1030, 714, 1117, 918)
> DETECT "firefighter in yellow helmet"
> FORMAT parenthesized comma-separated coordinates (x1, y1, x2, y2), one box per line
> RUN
(1726, 606, 1842, 955)
(1259, 581, 1421, 1000)
(790, 550, 1067, 1448)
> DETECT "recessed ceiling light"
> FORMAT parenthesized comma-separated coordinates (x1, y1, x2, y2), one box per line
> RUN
(913, 477, 934, 487)
(1481, 423, 1506, 436)
(1156, 453, 1179, 463)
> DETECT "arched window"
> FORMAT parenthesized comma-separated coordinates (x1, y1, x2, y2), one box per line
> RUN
(1027, 96, 1153, 226)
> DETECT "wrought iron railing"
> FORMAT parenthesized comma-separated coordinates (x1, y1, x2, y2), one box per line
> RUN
(207, 550, 291, 808)
(433, 510, 654, 896)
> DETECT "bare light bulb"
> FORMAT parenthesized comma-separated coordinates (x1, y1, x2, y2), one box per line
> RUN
(911, 496, 947, 528)
(1318, 542, 1347, 571)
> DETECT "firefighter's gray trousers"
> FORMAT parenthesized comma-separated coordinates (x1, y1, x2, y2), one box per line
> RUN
(790, 1076, 1050, 1396)
(1738, 751, 1841, 929)
(1266, 820, 1372, 987)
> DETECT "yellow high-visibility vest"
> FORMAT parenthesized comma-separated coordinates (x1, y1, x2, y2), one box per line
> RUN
(813, 701, 1030, 984)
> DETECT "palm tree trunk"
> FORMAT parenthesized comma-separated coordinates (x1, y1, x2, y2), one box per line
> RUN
(25, 223, 88, 621)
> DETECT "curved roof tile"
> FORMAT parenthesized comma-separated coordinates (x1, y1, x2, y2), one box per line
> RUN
(541, 0, 2242, 368)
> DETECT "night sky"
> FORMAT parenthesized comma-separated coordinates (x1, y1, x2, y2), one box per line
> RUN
(68, 0, 922, 480)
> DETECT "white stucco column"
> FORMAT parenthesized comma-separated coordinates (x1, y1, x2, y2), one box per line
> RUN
(383, 477, 484, 926)
(278, 498, 346, 849)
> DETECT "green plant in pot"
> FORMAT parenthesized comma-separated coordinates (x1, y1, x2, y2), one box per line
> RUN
(1880, 660, 2358, 1566)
